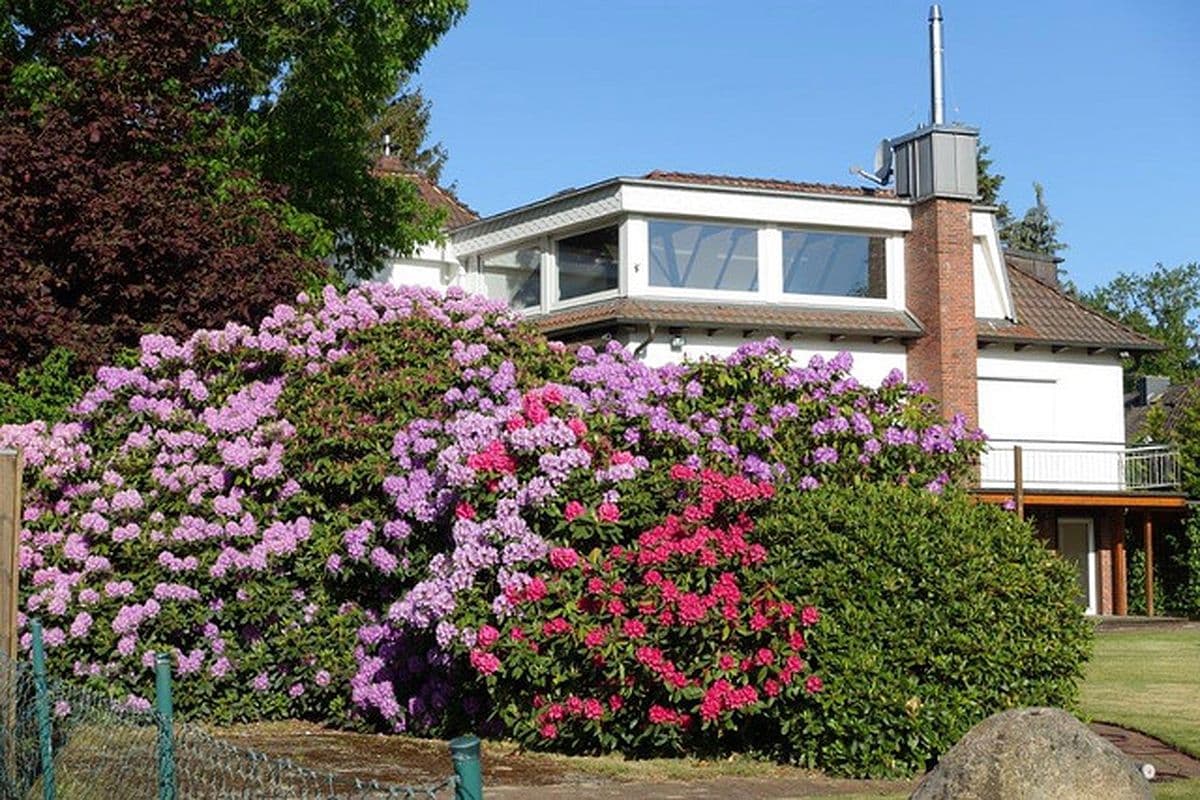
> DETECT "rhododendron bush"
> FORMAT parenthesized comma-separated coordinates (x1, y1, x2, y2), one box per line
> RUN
(1, 282, 988, 762)
(459, 467, 823, 755)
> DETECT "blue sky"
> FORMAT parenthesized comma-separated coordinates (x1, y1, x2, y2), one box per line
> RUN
(415, 1, 1200, 292)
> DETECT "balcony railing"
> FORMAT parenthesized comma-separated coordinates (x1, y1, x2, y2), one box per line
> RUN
(979, 440, 1181, 493)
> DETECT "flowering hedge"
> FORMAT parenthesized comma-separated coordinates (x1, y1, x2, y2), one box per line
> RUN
(1, 282, 995, 763)
(457, 465, 822, 755)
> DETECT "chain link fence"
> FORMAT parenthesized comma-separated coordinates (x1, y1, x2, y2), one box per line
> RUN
(0, 620, 478, 800)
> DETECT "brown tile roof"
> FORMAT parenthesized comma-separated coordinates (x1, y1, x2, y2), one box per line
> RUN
(373, 157, 479, 228)
(535, 297, 922, 339)
(641, 170, 897, 199)
(1126, 381, 1197, 443)
(978, 265, 1163, 352)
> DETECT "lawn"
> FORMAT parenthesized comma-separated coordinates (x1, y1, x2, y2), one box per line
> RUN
(1081, 628, 1200, 758)
(196, 627, 1200, 799)
(1082, 626, 1200, 800)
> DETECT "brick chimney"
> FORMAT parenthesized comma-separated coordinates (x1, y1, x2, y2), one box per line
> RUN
(892, 5, 979, 426)
(904, 194, 978, 426)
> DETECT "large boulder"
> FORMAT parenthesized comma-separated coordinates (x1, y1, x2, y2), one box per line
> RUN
(910, 707, 1152, 800)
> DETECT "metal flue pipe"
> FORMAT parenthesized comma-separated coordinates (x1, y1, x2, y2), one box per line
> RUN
(929, 4, 945, 125)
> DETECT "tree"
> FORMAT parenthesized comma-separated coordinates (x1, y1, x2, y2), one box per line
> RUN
(204, 0, 465, 275)
(0, 1, 316, 380)
(1080, 262, 1200, 383)
(368, 82, 449, 182)
(976, 139, 1011, 230)
(1001, 181, 1068, 256)
(4, 0, 467, 278)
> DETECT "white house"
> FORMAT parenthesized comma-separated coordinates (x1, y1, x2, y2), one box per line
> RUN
(380, 9, 1184, 616)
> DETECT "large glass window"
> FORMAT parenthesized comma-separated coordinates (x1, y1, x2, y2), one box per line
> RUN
(782, 230, 887, 298)
(557, 226, 619, 300)
(480, 245, 542, 310)
(649, 221, 757, 291)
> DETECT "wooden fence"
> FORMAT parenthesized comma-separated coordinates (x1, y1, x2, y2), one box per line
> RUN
(0, 449, 20, 662)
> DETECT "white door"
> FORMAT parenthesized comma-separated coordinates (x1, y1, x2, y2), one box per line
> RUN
(1057, 518, 1097, 615)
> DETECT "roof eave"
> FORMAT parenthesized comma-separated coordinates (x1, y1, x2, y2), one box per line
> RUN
(536, 303, 924, 341)
(976, 334, 1165, 353)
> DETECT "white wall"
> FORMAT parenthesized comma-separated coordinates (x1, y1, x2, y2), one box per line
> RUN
(971, 210, 1014, 320)
(379, 242, 462, 290)
(977, 346, 1126, 490)
(634, 331, 907, 388)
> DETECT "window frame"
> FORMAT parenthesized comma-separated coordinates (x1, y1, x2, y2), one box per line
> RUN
(631, 216, 902, 308)
(644, 217, 762, 296)
(779, 226, 891, 302)
(476, 239, 547, 315)
(552, 223, 623, 309)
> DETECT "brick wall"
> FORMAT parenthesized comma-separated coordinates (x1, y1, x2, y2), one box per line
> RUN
(905, 197, 978, 426)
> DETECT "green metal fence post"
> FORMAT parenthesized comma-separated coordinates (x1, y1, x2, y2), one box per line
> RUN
(29, 619, 54, 800)
(448, 734, 482, 800)
(154, 652, 176, 800)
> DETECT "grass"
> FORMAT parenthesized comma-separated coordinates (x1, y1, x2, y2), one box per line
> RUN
(177, 627, 1200, 799)
(1081, 628, 1200, 758)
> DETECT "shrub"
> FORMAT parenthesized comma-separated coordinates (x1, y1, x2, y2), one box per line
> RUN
(457, 465, 822, 756)
(349, 340, 983, 732)
(0, 348, 88, 425)
(755, 483, 1093, 777)
(3, 280, 1018, 768)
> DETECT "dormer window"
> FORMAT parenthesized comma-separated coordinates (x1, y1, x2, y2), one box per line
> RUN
(557, 226, 619, 301)
(782, 230, 887, 299)
(456, 177, 908, 313)
(481, 245, 541, 310)
(649, 221, 758, 291)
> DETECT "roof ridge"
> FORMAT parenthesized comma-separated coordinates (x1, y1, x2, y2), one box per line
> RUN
(1006, 264, 1160, 346)
(641, 170, 895, 198)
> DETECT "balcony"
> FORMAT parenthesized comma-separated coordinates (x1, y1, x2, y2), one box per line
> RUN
(979, 441, 1182, 493)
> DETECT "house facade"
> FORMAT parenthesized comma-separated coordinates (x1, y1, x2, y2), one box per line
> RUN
(378, 13, 1186, 616)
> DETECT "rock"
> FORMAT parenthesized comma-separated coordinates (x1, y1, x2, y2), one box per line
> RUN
(910, 707, 1152, 800)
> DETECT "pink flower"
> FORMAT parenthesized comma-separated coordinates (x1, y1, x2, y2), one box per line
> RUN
(583, 627, 607, 649)
(677, 593, 707, 625)
(455, 502, 476, 521)
(563, 501, 585, 522)
(476, 625, 500, 649)
(801, 606, 820, 626)
(582, 698, 604, 720)
(539, 722, 558, 739)
(805, 675, 824, 694)
(669, 464, 696, 481)
(621, 618, 646, 639)
(596, 502, 620, 523)
(567, 418, 587, 438)
(548, 547, 579, 570)
(524, 578, 547, 602)
(541, 618, 572, 636)
(469, 649, 501, 676)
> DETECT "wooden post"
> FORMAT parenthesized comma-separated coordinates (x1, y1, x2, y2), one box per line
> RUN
(0, 449, 19, 785)
(1013, 446, 1025, 521)
(0, 449, 20, 661)
(1113, 511, 1128, 616)
(1143, 512, 1154, 618)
